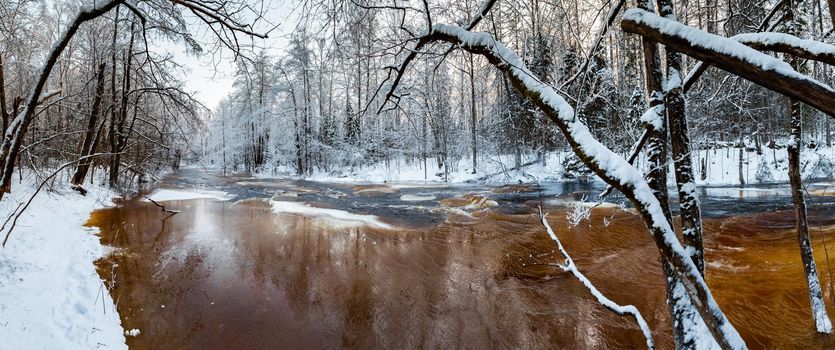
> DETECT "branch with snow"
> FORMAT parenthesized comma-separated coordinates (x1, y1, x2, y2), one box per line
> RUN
(377, 0, 498, 114)
(463, 0, 497, 30)
(388, 22, 746, 349)
(731, 32, 835, 66)
(141, 196, 180, 214)
(622, 9, 835, 118)
(566, 200, 592, 227)
(539, 207, 654, 349)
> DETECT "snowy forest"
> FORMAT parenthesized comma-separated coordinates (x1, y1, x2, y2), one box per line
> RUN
(2, 0, 835, 349)
(1, 1, 832, 185)
(202, 0, 834, 184)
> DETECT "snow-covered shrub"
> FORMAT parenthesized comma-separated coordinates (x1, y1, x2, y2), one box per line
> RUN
(808, 151, 835, 179)
(755, 155, 774, 183)
(566, 195, 592, 227)
(561, 154, 593, 181)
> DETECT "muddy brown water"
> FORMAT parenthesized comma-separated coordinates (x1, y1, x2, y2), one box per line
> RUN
(89, 171, 835, 349)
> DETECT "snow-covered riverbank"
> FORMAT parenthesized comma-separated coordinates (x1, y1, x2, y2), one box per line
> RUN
(251, 146, 835, 187)
(0, 179, 126, 349)
(0, 144, 830, 349)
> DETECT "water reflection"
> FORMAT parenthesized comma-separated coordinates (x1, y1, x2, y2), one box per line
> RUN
(90, 183, 835, 349)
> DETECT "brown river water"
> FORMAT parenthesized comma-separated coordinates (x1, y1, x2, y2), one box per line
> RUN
(88, 169, 835, 349)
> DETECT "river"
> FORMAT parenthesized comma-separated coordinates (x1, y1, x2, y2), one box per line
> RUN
(88, 168, 835, 349)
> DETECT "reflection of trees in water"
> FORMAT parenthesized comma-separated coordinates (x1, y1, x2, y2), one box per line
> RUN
(91, 195, 835, 349)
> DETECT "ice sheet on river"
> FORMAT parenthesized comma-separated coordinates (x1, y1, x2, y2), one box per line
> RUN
(143, 188, 233, 202)
(270, 200, 393, 229)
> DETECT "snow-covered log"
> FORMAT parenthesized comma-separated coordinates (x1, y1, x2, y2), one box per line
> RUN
(390, 23, 747, 350)
(731, 32, 835, 66)
(621, 9, 835, 118)
(538, 208, 654, 349)
(680, 20, 835, 94)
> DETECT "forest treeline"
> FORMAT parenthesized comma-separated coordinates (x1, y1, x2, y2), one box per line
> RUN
(204, 0, 834, 179)
(0, 0, 275, 194)
(2, 0, 832, 186)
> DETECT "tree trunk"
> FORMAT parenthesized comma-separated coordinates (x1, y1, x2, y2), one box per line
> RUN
(470, 54, 478, 174)
(0, 56, 9, 134)
(828, 0, 835, 28)
(787, 0, 832, 333)
(788, 96, 832, 333)
(738, 144, 745, 186)
(109, 23, 135, 189)
(658, 0, 706, 277)
(638, 1, 703, 347)
(71, 63, 106, 185)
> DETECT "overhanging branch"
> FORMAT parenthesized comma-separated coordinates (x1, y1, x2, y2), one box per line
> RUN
(622, 9, 835, 117)
(399, 22, 747, 349)
(732, 32, 835, 66)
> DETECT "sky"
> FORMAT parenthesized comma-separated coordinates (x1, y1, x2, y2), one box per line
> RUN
(164, 0, 297, 112)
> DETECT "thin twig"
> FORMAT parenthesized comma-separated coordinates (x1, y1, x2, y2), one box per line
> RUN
(142, 195, 179, 214)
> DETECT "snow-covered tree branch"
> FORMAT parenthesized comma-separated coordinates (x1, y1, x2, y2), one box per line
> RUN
(538, 207, 655, 348)
(621, 9, 835, 118)
(381, 18, 747, 350)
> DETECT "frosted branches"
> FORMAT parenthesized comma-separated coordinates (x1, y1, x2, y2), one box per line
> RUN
(566, 196, 592, 227)
(621, 9, 835, 117)
(384, 20, 746, 349)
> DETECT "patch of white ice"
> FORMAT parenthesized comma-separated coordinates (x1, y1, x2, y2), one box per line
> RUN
(270, 201, 392, 229)
(400, 194, 436, 201)
(143, 188, 233, 202)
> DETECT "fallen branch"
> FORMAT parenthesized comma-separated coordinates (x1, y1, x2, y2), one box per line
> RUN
(538, 207, 654, 349)
(142, 195, 179, 214)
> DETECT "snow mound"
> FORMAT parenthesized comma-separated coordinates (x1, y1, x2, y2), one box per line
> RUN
(270, 201, 392, 229)
(143, 188, 233, 202)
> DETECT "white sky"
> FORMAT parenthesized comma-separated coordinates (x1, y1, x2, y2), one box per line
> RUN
(163, 0, 297, 112)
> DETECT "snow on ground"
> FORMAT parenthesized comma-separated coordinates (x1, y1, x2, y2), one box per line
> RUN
(143, 188, 233, 202)
(255, 145, 835, 188)
(0, 177, 126, 349)
(258, 152, 570, 184)
(691, 146, 835, 186)
(270, 200, 393, 229)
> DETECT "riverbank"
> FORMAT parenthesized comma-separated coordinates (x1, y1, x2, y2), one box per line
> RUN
(0, 176, 126, 349)
(90, 167, 835, 349)
(249, 146, 835, 187)
(2, 143, 833, 348)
